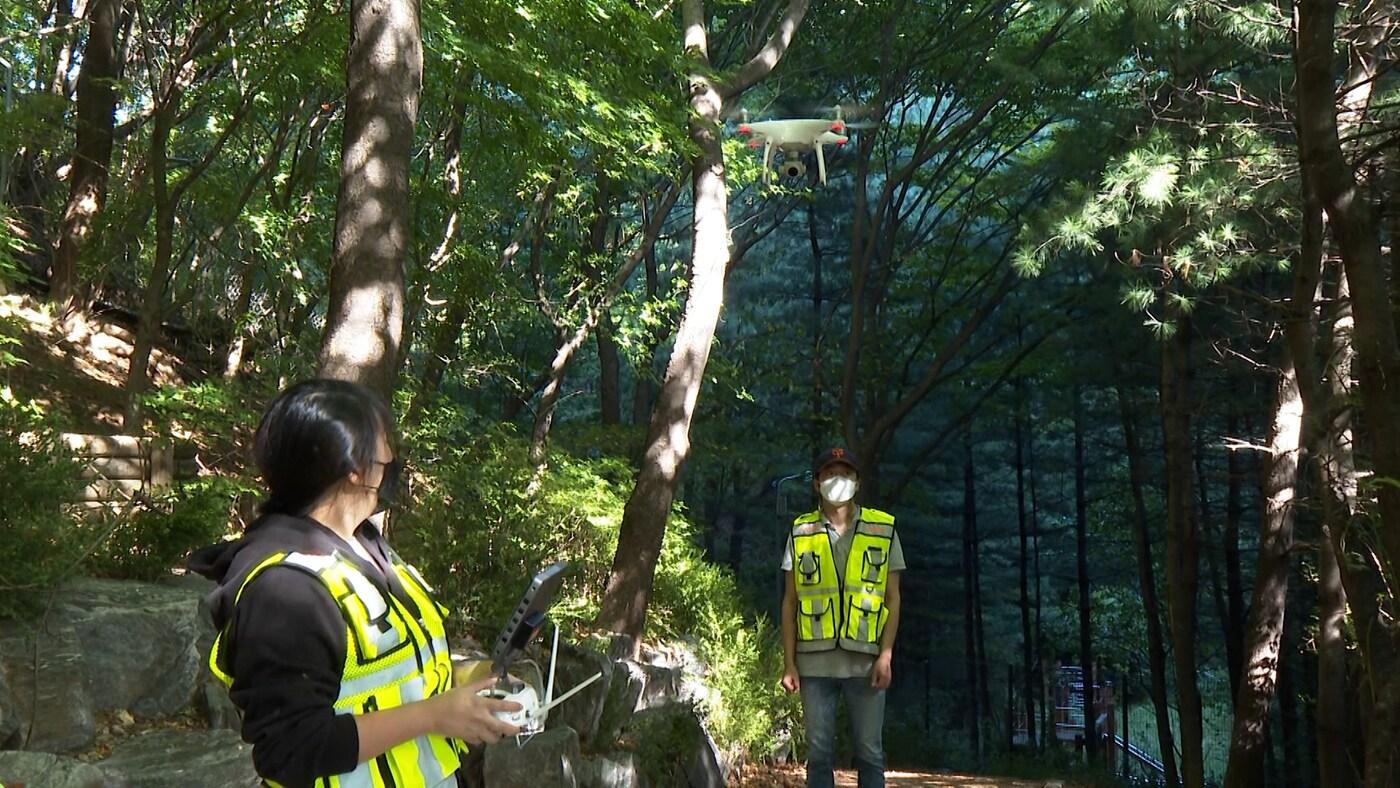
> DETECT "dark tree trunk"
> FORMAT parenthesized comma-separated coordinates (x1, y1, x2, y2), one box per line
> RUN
(1295, 4, 1400, 780)
(963, 432, 983, 762)
(1161, 306, 1205, 788)
(597, 315, 622, 424)
(1196, 427, 1234, 709)
(594, 0, 807, 646)
(1296, 0, 1400, 616)
(1223, 354, 1304, 788)
(318, 0, 423, 400)
(1029, 401, 1047, 749)
(1278, 571, 1305, 788)
(50, 0, 122, 315)
(592, 178, 621, 425)
(1117, 384, 1181, 788)
(1014, 377, 1037, 749)
(1073, 386, 1095, 762)
(1225, 413, 1246, 699)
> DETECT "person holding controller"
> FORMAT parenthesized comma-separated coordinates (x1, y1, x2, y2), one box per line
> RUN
(191, 379, 519, 787)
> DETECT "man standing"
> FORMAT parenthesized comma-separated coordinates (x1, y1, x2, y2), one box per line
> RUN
(781, 448, 905, 788)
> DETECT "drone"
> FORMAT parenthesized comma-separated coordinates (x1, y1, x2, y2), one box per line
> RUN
(735, 107, 872, 185)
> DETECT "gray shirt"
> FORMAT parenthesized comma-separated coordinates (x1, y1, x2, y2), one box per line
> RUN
(781, 508, 906, 678)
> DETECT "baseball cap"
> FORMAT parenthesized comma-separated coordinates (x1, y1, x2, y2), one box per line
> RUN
(814, 447, 860, 476)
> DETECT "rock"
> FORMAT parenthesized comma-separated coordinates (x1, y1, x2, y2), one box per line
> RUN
(633, 662, 683, 712)
(0, 578, 205, 751)
(198, 676, 241, 731)
(63, 578, 204, 717)
(595, 661, 645, 748)
(551, 644, 613, 746)
(0, 751, 124, 788)
(99, 729, 259, 788)
(483, 725, 581, 788)
(578, 750, 645, 788)
(1, 645, 96, 752)
(624, 705, 723, 788)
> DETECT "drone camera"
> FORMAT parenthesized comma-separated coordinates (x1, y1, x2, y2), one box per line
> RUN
(780, 160, 806, 178)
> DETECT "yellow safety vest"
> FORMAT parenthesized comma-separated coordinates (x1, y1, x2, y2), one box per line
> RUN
(209, 549, 462, 788)
(791, 508, 895, 655)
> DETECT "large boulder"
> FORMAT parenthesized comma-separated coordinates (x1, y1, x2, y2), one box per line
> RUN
(623, 705, 724, 788)
(483, 726, 581, 788)
(0, 751, 123, 788)
(0, 578, 206, 752)
(551, 644, 614, 746)
(98, 729, 259, 788)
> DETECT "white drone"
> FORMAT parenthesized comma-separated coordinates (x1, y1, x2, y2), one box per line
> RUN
(736, 107, 858, 185)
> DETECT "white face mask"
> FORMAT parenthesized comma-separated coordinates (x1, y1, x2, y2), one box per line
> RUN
(819, 475, 858, 504)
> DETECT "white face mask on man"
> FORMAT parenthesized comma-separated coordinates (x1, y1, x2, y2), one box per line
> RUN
(819, 474, 858, 504)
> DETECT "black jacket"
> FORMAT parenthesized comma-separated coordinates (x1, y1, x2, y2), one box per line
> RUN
(189, 513, 418, 787)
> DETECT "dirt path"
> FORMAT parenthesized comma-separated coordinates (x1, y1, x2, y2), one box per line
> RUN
(737, 765, 1068, 787)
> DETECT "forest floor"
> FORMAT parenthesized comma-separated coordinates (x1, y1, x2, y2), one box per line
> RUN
(1, 294, 183, 430)
(737, 765, 1070, 787)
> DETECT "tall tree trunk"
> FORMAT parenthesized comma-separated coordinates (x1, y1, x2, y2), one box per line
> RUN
(1161, 306, 1205, 788)
(1073, 386, 1095, 762)
(318, 0, 423, 400)
(597, 315, 621, 424)
(1029, 401, 1047, 750)
(594, 0, 808, 646)
(1316, 501, 1353, 788)
(1223, 353, 1304, 788)
(590, 179, 622, 426)
(1277, 570, 1305, 788)
(1014, 376, 1037, 750)
(50, 0, 121, 315)
(1292, 157, 1357, 788)
(122, 102, 176, 429)
(1117, 383, 1182, 788)
(1296, 0, 1400, 604)
(1225, 413, 1246, 699)
(1295, 5, 1400, 780)
(963, 431, 983, 762)
(1196, 428, 1235, 710)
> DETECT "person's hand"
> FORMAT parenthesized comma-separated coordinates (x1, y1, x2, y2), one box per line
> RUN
(782, 665, 801, 694)
(429, 675, 522, 745)
(871, 653, 892, 690)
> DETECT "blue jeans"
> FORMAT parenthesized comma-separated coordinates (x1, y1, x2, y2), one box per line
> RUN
(800, 676, 886, 788)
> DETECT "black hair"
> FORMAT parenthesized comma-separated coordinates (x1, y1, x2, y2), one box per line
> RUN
(251, 378, 394, 518)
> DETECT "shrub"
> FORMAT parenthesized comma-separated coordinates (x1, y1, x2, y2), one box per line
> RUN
(0, 392, 86, 618)
(86, 476, 249, 581)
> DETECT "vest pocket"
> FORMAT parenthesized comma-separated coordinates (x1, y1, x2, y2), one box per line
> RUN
(860, 545, 888, 584)
(797, 551, 823, 586)
(844, 594, 885, 643)
(800, 596, 834, 640)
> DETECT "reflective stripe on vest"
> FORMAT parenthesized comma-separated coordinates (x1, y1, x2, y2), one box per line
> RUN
(791, 508, 895, 655)
(209, 550, 463, 787)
